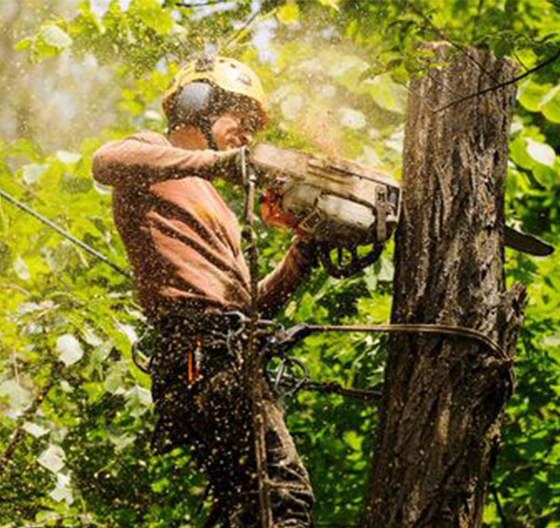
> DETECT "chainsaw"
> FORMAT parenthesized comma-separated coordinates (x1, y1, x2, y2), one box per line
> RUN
(250, 143, 554, 278)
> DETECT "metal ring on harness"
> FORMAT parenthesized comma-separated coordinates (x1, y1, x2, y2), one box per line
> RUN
(272, 356, 310, 399)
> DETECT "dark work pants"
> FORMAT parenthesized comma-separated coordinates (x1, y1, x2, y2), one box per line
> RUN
(150, 320, 314, 527)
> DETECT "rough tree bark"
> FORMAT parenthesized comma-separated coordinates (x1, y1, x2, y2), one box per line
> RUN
(362, 44, 526, 528)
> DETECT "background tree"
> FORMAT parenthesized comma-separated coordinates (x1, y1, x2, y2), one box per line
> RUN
(0, 1, 559, 527)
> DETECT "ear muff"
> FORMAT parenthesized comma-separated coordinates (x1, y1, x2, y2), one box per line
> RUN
(169, 81, 228, 150)
(168, 82, 214, 130)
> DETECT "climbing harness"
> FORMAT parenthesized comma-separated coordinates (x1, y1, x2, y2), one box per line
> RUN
(133, 313, 509, 404)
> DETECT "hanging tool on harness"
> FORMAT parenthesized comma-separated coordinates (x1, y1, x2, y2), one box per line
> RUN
(262, 322, 374, 401)
(249, 143, 554, 279)
(264, 322, 384, 402)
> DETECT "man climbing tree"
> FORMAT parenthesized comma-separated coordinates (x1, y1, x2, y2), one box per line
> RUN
(92, 55, 316, 527)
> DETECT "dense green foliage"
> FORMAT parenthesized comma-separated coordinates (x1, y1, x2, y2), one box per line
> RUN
(0, 1, 559, 526)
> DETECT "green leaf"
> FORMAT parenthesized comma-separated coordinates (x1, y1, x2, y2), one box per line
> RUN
(363, 266, 378, 292)
(368, 74, 407, 114)
(14, 38, 31, 51)
(104, 371, 124, 394)
(510, 136, 534, 170)
(318, 0, 340, 10)
(0, 378, 32, 409)
(109, 432, 136, 451)
(125, 385, 152, 417)
(338, 107, 366, 130)
(104, 361, 128, 395)
(117, 323, 138, 344)
(277, 2, 300, 25)
(49, 473, 73, 504)
(518, 80, 550, 112)
(41, 25, 72, 49)
(357, 294, 392, 322)
(23, 422, 49, 438)
(525, 138, 556, 167)
(90, 340, 113, 366)
(378, 258, 394, 282)
(55, 150, 82, 164)
(56, 334, 84, 366)
(37, 444, 65, 473)
(14, 256, 30, 281)
(543, 332, 560, 347)
(541, 87, 560, 123)
(344, 430, 363, 451)
(132, 0, 173, 35)
(21, 163, 47, 184)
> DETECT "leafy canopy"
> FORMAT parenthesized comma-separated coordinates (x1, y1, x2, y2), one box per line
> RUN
(0, 1, 559, 526)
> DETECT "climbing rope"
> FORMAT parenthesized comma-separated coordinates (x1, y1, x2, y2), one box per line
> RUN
(266, 321, 510, 401)
(0, 187, 132, 279)
(303, 323, 507, 361)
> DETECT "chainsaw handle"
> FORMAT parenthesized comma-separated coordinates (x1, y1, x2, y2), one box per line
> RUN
(318, 242, 384, 278)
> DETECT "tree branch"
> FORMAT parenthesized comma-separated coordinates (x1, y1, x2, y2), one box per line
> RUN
(408, 1, 501, 84)
(491, 486, 510, 528)
(176, 0, 234, 8)
(221, 7, 262, 52)
(437, 47, 560, 112)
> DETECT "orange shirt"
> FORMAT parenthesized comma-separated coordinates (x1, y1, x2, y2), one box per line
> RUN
(92, 131, 309, 321)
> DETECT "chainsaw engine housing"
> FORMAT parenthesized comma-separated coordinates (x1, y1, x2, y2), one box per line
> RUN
(253, 143, 401, 247)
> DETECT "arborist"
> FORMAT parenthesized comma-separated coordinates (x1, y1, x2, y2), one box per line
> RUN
(92, 56, 316, 527)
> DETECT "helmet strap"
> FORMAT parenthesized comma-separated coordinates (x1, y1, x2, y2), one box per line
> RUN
(199, 117, 219, 151)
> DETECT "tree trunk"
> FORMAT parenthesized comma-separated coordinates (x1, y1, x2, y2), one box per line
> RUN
(362, 44, 526, 528)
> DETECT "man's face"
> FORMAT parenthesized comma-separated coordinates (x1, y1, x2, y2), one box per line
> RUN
(211, 109, 258, 150)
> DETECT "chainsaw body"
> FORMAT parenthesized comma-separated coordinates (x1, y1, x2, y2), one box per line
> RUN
(251, 143, 553, 278)
(252, 143, 400, 277)
(253, 143, 400, 245)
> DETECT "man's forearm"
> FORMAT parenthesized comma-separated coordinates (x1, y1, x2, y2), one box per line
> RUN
(257, 240, 315, 319)
(92, 132, 239, 187)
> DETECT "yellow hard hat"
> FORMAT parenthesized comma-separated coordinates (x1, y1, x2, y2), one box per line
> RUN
(162, 56, 268, 131)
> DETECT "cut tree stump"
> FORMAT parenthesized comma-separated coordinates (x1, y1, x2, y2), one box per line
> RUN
(362, 43, 526, 528)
